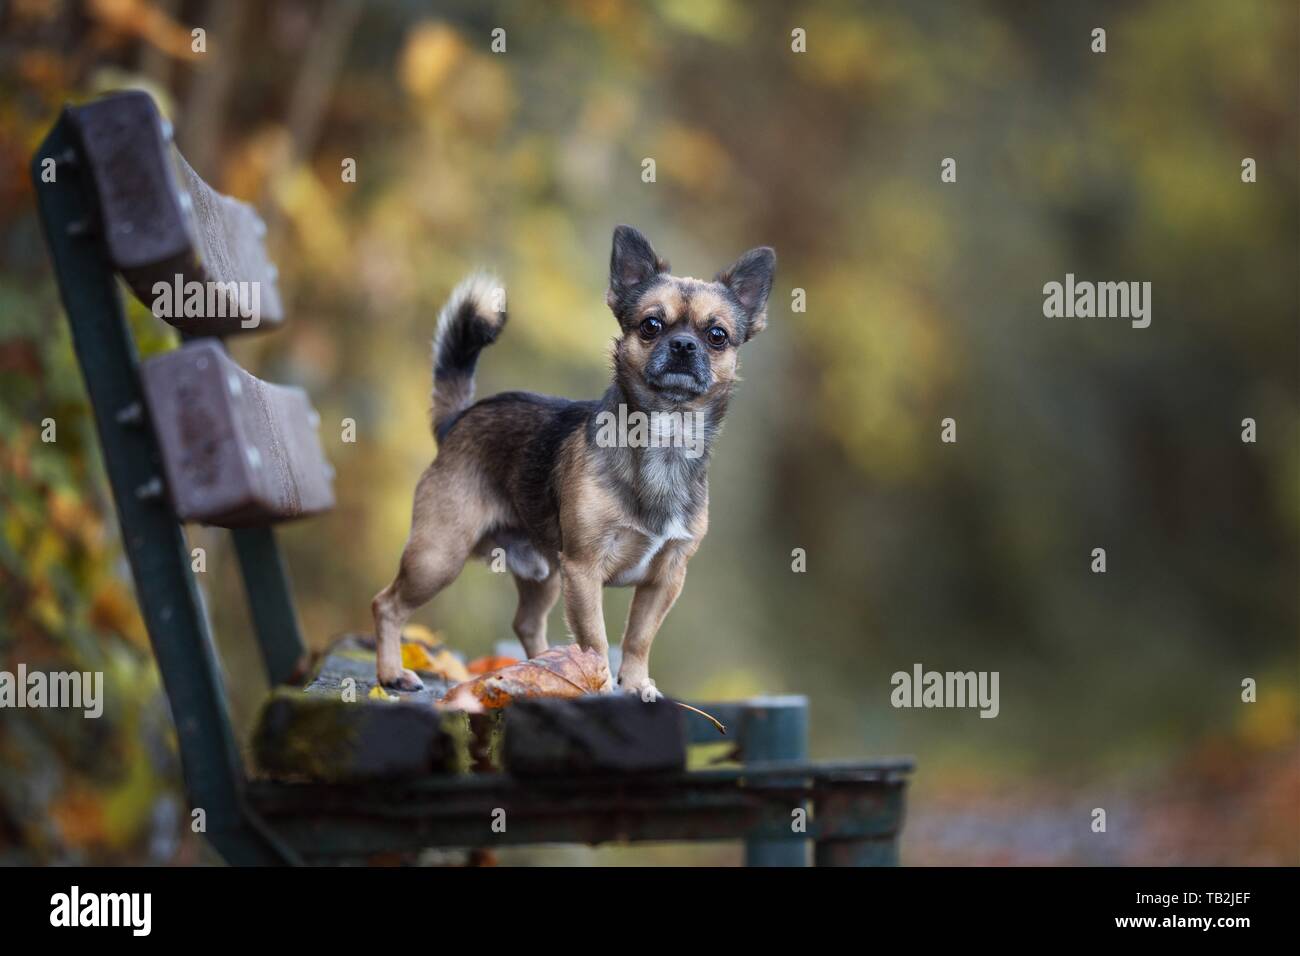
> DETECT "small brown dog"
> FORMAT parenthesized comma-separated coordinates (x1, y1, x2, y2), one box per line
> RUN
(372, 225, 775, 694)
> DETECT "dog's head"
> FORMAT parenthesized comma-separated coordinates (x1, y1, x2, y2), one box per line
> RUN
(606, 225, 775, 407)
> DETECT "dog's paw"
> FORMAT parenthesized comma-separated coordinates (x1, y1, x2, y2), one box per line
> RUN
(616, 673, 662, 702)
(378, 667, 425, 693)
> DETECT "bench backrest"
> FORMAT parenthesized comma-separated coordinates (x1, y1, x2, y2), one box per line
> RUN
(32, 90, 330, 862)
(70, 92, 334, 526)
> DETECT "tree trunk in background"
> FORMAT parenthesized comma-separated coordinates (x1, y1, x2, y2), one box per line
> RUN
(181, 0, 249, 177)
(285, 0, 363, 168)
(138, 0, 180, 88)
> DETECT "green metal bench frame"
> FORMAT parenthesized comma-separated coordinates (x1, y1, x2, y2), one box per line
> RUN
(32, 94, 912, 866)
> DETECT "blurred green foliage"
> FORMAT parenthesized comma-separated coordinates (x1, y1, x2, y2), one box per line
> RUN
(0, 0, 1295, 864)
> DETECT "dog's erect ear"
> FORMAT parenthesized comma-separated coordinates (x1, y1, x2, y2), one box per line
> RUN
(717, 247, 776, 340)
(607, 225, 668, 309)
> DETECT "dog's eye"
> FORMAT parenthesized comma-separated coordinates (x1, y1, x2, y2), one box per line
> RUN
(639, 317, 663, 340)
(705, 326, 729, 349)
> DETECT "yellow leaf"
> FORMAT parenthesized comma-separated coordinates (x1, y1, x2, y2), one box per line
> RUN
(402, 642, 469, 683)
(399, 22, 464, 99)
(400, 624, 443, 648)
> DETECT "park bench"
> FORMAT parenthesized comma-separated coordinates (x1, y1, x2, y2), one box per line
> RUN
(31, 89, 912, 866)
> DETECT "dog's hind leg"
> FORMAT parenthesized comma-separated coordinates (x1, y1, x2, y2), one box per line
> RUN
(372, 464, 486, 690)
(511, 571, 561, 659)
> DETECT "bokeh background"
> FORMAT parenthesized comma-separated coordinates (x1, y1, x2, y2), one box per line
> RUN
(1, 0, 1296, 865)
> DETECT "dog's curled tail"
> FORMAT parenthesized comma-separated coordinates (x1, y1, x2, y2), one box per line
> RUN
(431, 272, 507, 438)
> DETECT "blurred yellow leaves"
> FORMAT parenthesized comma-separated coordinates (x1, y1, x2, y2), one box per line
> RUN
(1237, 683, 1298, 752)
(577, 89, 636, 140)
(509, 210, 611, 362)
(868, 183, 951, 275)
(276, 165, 351, 268)
(688, 667, 770, 703)
(89, 582, 149, 650)
(658, 0, 749, 41)
(26, 659, 169, 857)
(654, 124, 732, 196)
(85, 0, 201, 63)
(400, 23, 465, 100)
(220, 126, 291, 204)
(809, 274, 948, 481)
(792, 13, 900, 93)
(47, 485, 104, 548)
(399, 21, 514, 136)
(796, 184, 953, 482)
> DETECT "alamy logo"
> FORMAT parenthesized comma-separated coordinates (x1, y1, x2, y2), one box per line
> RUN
(890, 663, 1000, 718)
(0, 665, 102, 718)
(1042, 273, 1151, 328)
(50, 886, 151, 936)
(151, 273, 261, 328)
(594, 404, 707, 459)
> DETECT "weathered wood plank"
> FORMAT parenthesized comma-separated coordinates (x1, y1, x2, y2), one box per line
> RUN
(69, 90, 284, 335)
(247, 763, 912, 859)
(139, 340, 334, 525)
(504, 695, 686, 777)
(252, 690, 470, 782)
(303, 633, 458, 704)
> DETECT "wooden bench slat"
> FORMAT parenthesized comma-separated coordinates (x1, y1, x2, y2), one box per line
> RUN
(253, 691, 469, 782)
(139, 340, 334, 526)
(303, 633, 459, 704)
(69, 90, 284, 335)
(504, 696, 687, 777)
(247, 763, 911, 860)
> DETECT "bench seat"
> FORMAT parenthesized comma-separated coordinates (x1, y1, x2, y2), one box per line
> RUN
(252, 635, 688, 781)
(248, 635, 912, 864)
(247, 759, 913, 865)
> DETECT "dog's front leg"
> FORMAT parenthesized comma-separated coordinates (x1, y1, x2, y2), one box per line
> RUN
(617, 550, 689, 699)
(559, 554, 613, 690)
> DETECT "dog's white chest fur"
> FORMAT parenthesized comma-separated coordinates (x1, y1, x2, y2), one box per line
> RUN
(606, 517, 692, 587)
(605, 442, 698, 586)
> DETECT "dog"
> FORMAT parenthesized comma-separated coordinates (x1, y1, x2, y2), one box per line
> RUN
(371, 225, 775, 695)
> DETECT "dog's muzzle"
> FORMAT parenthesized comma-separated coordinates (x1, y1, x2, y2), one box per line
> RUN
(646, 336, 710, 397)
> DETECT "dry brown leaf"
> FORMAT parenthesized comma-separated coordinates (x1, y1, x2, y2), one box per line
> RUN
(49, 787, 107, 848)
(466, 654, 519, 675)
(440, 644, 609, 712)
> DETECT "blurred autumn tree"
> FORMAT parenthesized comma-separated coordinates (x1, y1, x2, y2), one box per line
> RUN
(0, 0, 1295, 864)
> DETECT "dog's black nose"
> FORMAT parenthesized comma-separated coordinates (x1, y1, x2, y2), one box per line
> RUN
(668, 335, 697, 355)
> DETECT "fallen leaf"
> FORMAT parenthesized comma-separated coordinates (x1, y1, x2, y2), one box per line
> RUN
(440, 645, 609, 712)
(402, 642, 470, 682)
(369, 685, 397, 702)
(49, 786, 107, 848)
(467, 654, 520, 675)
(401, 624, 443, 648)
